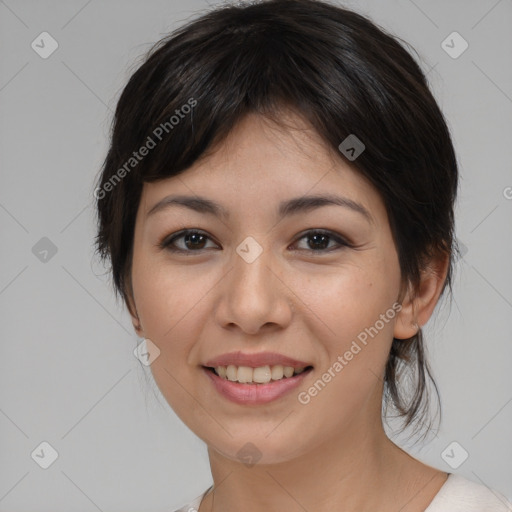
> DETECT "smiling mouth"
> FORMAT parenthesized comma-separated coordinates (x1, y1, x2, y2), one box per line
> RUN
(204, 364, 314, 384)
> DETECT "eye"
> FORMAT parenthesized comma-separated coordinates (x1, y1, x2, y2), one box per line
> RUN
(159, 229, 219, 253)
(291, 229, 351, 253)
(159, 228, 351, 255)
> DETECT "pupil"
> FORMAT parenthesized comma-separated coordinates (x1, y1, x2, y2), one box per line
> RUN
(309, 233, 328, 250)
(182, 233, 329, 251)
(186, 233, 206, 249)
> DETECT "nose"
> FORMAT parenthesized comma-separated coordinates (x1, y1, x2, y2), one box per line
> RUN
(214, 243, 293, 335)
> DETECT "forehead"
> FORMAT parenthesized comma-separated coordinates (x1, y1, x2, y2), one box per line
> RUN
(138, 111, 385, 223)
(195, 111, 340, 174)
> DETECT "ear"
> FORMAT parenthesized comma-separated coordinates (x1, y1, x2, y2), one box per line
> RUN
(125, 274, 145, 338)
(394, 252, 450, 340)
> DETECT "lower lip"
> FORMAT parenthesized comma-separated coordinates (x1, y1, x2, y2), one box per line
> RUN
(203, 367, 312, 405)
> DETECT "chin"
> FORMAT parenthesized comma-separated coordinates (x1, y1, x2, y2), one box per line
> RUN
(204, 428, 311, 467)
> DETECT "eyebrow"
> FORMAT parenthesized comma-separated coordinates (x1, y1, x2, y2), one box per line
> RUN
(147, 193, 373, 224)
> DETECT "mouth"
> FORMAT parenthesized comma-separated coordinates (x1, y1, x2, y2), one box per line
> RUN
(203, 364, 314, 384)
(202, 352, 314, 404)
(203, 363, 314, 405)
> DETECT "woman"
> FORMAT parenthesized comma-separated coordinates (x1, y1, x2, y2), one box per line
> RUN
(94, 0, 512, 510)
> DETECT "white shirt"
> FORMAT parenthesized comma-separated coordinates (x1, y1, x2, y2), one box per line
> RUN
(173, 473, 512, 512)
(425, 474, 512, 511)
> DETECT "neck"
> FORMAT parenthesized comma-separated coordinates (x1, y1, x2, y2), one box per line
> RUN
(201, 418, 445, 512)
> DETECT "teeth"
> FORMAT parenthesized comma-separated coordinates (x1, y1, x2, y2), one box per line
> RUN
(214, 364, 307, 384)
(283, 366, 294, 378)
(226, 365, 237, 381)
(237, 366, 253, 383)
(253, 366, 272, 384)
(271, 365, 284, 380)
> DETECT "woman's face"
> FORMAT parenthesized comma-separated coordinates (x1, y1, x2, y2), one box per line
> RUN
(129, 112, 405, 464)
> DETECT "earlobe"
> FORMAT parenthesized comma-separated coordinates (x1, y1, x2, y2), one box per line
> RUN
(127, 299, 144, 337)
(125, 289, 144, 338)
(130, 312, 144, 338)
(393, 282, 419, 340)
(124, 272, 145, 337)
(393, 253, 449, 340)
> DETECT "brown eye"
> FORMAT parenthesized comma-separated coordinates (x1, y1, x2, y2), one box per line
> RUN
(292, 230, 351, 253)
(160, 230, 218, 253)
(159, 228, 350, 255)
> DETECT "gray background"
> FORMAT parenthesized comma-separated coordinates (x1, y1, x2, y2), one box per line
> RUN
(1, 0, 511, 510)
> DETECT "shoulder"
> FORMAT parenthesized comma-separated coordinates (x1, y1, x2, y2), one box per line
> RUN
(426, 473, 512, 512)
(171, 486, 212, 512)
(171, 478, 512, 512)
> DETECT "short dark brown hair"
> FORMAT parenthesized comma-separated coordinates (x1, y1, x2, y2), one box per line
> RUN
(94, 0, 459, 438)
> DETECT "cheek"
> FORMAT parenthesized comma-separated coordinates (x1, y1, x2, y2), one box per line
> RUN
(296, 255, 401, 386)
(132, 256, 210, 338)
(301, 260, 399, 337)
(293, 274, 399, 421)
(131, 260, 212, 412)
(130, 255, 224, 401)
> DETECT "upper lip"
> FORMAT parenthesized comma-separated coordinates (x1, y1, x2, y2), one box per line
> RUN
(204, 351, 312, 369)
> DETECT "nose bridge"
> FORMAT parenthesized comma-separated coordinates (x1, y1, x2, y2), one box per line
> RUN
(231, 235, 275, 302)
(217, 235, 292, 333)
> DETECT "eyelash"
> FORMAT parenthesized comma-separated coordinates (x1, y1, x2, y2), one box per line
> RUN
(158, 229, 352, 255)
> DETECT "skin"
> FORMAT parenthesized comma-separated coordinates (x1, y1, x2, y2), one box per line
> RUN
(127, 111, 450, 512)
